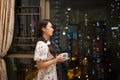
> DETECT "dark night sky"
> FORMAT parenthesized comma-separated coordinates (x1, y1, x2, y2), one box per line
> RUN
(61, 0, 109, 9)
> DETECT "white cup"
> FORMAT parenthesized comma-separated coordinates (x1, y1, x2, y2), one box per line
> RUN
(61, 53, 69, 60)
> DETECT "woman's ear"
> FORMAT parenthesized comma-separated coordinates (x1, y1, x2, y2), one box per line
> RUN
(42, 27, 46, 32)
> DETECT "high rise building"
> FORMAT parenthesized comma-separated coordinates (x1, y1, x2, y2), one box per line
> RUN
(106, 0, 120, 79)
(107, 0, 120, 58)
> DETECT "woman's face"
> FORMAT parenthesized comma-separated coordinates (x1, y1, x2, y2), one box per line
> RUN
(42, 22, 54, 37)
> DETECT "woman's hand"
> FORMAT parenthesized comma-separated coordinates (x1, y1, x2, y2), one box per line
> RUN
(55, 54, 65, 62)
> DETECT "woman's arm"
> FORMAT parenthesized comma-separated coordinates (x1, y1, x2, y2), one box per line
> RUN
(36, 54, 65, 69)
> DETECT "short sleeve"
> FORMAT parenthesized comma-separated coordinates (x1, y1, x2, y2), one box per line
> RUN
(34, 41, 49, 61)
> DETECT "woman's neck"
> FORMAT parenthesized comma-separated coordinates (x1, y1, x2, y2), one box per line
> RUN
(43, 35, 49, 41)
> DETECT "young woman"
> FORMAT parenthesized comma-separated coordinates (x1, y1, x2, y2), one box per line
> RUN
(34, 19, 65, 80)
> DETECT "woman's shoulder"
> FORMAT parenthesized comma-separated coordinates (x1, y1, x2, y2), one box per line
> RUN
(37, 40, 51, 45)
(37, 40, 47, 45)
(35, 41, 48, 49)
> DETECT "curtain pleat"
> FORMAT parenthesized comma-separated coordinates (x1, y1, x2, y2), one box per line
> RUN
(0, 0, 15, 80)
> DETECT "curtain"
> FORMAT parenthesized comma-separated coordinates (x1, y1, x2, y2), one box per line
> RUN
(0, 0, 15, 80)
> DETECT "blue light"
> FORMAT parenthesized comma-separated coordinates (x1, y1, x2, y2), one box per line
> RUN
(96, 22, 100, 26)
(62, 31, 66, 35)
(111, 27, 119, 30)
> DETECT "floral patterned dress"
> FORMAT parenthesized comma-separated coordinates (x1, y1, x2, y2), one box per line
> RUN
(34, 41, 57, 80)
